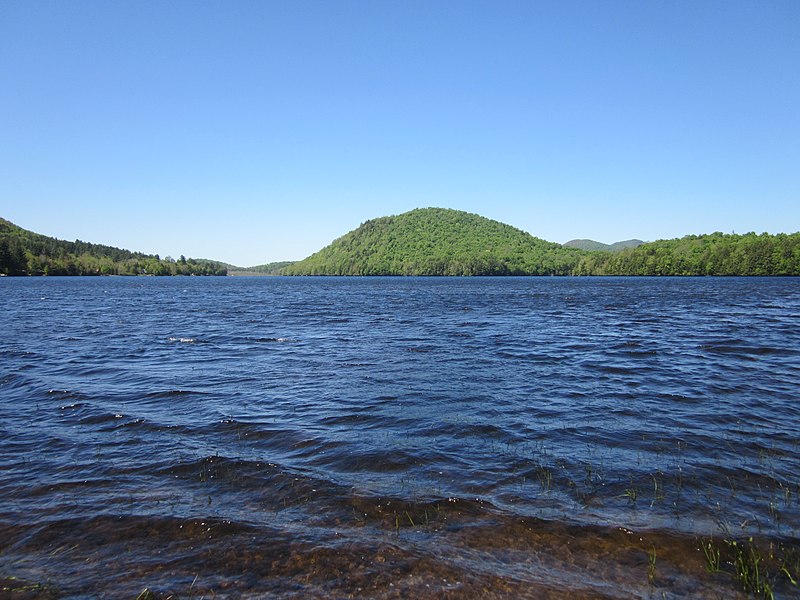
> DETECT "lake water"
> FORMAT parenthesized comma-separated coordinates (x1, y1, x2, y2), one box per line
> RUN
(1, 276, 799, 599)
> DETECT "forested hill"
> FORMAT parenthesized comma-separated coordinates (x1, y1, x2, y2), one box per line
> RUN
(228, 261, 296, 276)
(282, 208, 800, 276)
(282, 208, 582, 275)
(573, 232, 800, 276)
(563, 239, 644, 252)
(0, 218, 227, 276)
(4, 211, 799, 278)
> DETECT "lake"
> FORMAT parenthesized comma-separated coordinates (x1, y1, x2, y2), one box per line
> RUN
(1, 276, 799, 598)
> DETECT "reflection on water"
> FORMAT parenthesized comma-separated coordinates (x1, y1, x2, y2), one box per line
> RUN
(1, 276, 799, 598)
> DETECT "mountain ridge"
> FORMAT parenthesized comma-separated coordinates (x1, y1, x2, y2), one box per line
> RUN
(563, 238, 645, 252)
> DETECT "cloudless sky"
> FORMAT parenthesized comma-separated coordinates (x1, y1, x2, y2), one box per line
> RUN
(2, 0, 798, 265)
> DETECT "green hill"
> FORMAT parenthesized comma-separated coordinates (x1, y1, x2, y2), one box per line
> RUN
(564, 239, 644, 252)
(228, 261, 296, 276)
(562, 239, 609, 252)
(0, 217, 227, 276)
(573, 232, 800, 276)
(282, 208, 582, 276)
(283, 209, 800, 277)
(5, 212, 798, 278)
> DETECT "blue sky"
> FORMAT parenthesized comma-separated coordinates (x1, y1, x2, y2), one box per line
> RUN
(2, 1, 798, 266)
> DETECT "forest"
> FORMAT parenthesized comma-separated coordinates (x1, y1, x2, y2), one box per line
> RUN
(282, 208, 583, 276)
(228, 261, 296, 276)
(0, 218, 227, 276)
(283, 208, 800, 277)
(572, 231, 800, 276)
(4, 210, 799, 277)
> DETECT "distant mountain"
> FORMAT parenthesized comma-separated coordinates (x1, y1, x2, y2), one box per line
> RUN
(563, 239, 644, 252)
(282, 208, 581, 276)
(608, 239, 645, 252)
(229, 261, 296, 276)
(0, 217, 226, 276)
(563, 239, 610, 251)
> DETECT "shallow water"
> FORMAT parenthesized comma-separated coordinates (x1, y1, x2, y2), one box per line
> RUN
(1, 276, 799, 598)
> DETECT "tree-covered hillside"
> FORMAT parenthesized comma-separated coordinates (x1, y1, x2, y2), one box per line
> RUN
(573, 232, 800, 276)
(0, 218, 226, 276)
(282, 208, 582, 276)
(282, 209, 800, 277)
(4, 211, 798, 278)
(563, 239, 644, 252)
(229, 261, 296, 276)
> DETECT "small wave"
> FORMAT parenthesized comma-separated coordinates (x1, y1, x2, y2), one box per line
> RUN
(580, 361, 638, 376)
(319, 414, 383, 428)
(0, 349, 41, 359)
(495, 350, 559, 363)
(623, 349, 658, 357)
(167, 336, 201, 344)
(144, 389, 209, 399)
(113, 417, 148, 429)
(700, 342, 796, 357)
(307, 447, 430, 473)
(48, 389, 91, 403)
(658, 392, 701, 404)
(78, 412, 125, 426)
(405, 346, 435, 353)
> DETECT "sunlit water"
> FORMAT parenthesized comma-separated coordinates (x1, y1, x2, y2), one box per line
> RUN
(1, 276, 799, 599)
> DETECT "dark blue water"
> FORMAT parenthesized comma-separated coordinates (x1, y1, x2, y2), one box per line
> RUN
(1, 277, 799, 598)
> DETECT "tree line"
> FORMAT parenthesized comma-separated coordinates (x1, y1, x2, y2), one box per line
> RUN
(0, 218, 226, 276)
(4, 212, 799, 278)
(572, 232, 800, 276)
(282, 209, 800, 277)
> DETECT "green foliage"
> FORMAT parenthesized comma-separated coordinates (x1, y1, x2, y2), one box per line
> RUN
(4, 212, 799, 278)
(229, 261, 296, 276)
(697, 537, 799, 598)
(563, 238, 644, 252)
(574, 232, 800, 276)
(283, 208, 583, 276)
(563, 239, 614, 251)
(283, 209, 800, 277)
(0, 217, 226, 276)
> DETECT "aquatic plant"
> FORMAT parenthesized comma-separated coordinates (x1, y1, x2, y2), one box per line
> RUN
(623, 482, 639, 504)
(0, 576, 59, 598)
(538, 466, 553, 492)
(651, 473, 665, 505)
(698, 536, 800, 599)
(701, 538, 721, 573)
(729, 539, 773, 599)
(647, 546, 657, 584)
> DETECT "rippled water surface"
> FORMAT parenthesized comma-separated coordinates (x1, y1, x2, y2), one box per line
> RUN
(1, 276, 799, 598)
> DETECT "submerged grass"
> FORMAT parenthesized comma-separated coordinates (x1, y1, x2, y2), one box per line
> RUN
(0, 576, 59, 599)
(701, 538, 721, 573)
(647, 545, 657, 584)
(696, 537, 799, 599)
